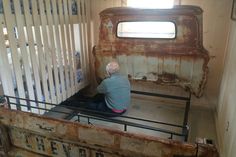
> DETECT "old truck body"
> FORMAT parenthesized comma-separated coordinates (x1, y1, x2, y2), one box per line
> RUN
(0, 108, 218, 157)
(94, 6, 209, 97)
(0, 5, 217, 157)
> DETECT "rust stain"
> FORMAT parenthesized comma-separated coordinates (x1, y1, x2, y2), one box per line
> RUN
(94, 6, 209, 97)
(0, 108, 219, 156)
(157, 73, 178, 83)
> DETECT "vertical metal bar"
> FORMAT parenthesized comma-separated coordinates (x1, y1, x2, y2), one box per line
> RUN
(184, 126, 189, 142)
(182, 92, 191, 141)
(124, 124, 127, 131)
(78, 114, 80, 122)
(183, 93, 191, 126)
(6, 96, 11, 109)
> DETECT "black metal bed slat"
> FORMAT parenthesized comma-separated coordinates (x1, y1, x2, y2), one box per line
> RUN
(3, 94, 190, 141)
(4, 95, 186, 128)
(7, 102, 186, 138)
(131, 90, 190, 101)
(131, 90, 191, 141)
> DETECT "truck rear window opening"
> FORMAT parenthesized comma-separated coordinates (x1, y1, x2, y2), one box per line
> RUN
(117, 21, 176, 39)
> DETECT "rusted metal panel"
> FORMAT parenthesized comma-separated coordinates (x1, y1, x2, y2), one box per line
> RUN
(94, 6, 209, 97)
(0, 108, 218, 157)
(0, 123, 11, 156)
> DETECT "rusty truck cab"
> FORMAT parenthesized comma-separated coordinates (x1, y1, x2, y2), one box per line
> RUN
(94, 6, 209, 97)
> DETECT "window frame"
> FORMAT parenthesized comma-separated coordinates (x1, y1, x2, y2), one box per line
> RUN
(116, 20, 177, 40)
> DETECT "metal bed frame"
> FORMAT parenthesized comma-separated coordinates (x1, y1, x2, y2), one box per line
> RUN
(131, 90, 191, 141)
(3, 92, 191, 141)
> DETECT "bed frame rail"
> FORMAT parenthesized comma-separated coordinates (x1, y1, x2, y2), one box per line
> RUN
(3, 95, 188, 142)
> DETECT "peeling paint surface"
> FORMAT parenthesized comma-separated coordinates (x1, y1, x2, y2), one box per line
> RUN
(0, 108, 218, 156)
(94, 6, 209, 97)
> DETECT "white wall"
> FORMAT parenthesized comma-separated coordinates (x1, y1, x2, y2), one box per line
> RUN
(179, 0, 233, 108)
(0, 82, 3, 95)
(91, 0, 126, 46)
(216, 20, 236, 157)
